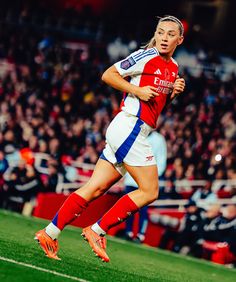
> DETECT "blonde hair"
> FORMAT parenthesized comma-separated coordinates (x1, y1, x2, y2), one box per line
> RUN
(143, 15, 184, 49)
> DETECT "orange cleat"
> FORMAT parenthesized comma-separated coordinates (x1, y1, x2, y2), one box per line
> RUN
(34, 229, 60, 260)
(81, 226, 110, 262)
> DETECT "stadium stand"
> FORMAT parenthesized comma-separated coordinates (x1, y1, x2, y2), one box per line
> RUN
(0, 0, 235, 266)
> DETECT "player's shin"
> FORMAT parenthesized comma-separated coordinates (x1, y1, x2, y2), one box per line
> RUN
(92, 194, 139, 235)
(45, 192, 88, 239)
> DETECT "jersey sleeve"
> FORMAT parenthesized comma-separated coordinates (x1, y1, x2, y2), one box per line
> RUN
(114, 48, 157, 77)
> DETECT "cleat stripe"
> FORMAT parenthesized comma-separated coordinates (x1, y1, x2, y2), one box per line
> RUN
(82, 227, 110, 263)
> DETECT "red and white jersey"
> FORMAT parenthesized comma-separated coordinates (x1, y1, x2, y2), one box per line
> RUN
(114, 47, 179, 128)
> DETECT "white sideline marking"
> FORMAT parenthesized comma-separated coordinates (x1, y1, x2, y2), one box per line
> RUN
(0, 256, 89, 282)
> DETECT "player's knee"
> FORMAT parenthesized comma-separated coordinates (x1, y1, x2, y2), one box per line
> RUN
(140, 183, 159, 204)
(92, 187, 106, 198)
(78, 182, 109, 200)
(91, 183, 111, 198)
(147, 189, 159, 204)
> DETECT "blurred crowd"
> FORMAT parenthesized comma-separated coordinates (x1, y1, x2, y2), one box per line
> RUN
(150, 201, 236, 265)
(0, 1, 235, 208)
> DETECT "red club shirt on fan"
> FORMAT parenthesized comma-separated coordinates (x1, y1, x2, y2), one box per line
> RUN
(114, 47, 178, 128)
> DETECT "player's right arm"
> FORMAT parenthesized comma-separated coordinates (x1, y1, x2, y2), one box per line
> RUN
(102, 65, 158, 102)
(102, 49, 159, 101)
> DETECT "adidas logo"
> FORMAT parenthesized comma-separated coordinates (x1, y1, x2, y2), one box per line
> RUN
(146, 155, 154, 161)
(154, 69, 162, 75)
(118, 217, 124, 222)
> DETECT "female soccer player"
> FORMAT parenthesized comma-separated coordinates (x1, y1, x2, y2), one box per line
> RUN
(35, 15, 185, 262)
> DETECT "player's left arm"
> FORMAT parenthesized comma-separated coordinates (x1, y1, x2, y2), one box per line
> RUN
(166, 75, 185, 105)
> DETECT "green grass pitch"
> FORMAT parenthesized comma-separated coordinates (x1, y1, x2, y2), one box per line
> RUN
(0, 209, 235, 282)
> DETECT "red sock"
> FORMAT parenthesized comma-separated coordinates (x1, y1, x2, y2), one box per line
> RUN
(52, 193, 88, 230)
(98, 194, 139, 233)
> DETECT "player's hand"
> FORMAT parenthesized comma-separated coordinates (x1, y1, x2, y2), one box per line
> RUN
(136, 86, 159, 101)
(170, 76, 185, 100)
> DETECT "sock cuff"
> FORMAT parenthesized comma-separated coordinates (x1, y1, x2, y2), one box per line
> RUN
(124, 194, 139, 211)
(97, 194, 139, 233)
(71, 193, 88, 209)
(91, 222, 106, 236)
(45, 222, 61, 240)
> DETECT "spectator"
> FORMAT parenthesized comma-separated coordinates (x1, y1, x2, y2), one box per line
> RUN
(3, 159, 42, 211)
(0, 150, 9, 207)
(159, 200, 203, 252)
(0, 150, 9, 176)
(172, 200, 204, 254)
(43, 160, 60, 192)
(191, 180, 218, 208)
(193, 204, 236, 258)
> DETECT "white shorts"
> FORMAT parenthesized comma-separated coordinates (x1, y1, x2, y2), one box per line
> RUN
(100, 111, 156, 175)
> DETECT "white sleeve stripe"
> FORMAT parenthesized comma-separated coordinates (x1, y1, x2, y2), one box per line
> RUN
(135, 51, 156, 62)
(133, 48, 156, 60)
(132, 50, 143, 58)
(133, 49, 151, 59)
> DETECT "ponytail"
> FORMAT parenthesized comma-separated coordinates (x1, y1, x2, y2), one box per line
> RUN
(142, 36, 156, 50)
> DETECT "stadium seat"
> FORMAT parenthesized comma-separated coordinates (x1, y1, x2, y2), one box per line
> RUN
(202, 241, 236, 265)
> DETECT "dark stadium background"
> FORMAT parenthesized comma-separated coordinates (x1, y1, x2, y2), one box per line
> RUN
(1, 0, 236, 53)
